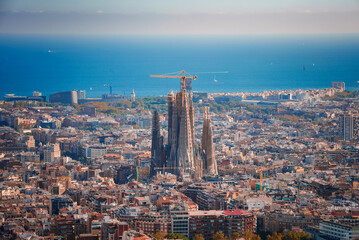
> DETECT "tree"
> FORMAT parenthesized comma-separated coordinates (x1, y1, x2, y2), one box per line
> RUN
(230, 232, 241, 240)
(266, 232, 312, 240)
(282, 232, 312, 240)
(213, 232, 227, 240)
(242, 232, 261, 240)
(153, 231, 167, 240)
(165, 233, 189, 240)
(193, 234, 204, 240)
(267, 232, 283, 240)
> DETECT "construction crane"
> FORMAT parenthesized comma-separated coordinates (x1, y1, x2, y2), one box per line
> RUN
(150, 70, 197, 92)
(256, 165, 282, 191)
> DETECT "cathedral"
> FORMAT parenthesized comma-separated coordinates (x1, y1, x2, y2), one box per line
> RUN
(150, 83, 217, 179)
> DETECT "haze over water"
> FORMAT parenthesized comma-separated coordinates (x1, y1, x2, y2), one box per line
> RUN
(1, 34, 359, 98)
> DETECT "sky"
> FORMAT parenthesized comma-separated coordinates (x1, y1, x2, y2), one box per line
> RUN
(0, 0, 359, 35)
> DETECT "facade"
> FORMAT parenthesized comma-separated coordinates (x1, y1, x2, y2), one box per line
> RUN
(50, 197, 73, 215)
(49, 91, 78, 105)
(43, 143, 61, 162)
(43, 149, 54, 162)
(151, 86, 218, 179)
(20, 152, 40, 163)
(135, 215, 171, 235)
(101, 94, 129, 103)
(86, 146, 107, 159)
(171, 206, 189, 238)
(320, 220, 359, 240)
(340, 114, 359, 141)
(4, 93, 46, 102)
(114, 165, 137, 184)
(101, 221, 129, 240)
(353, 114, 359, 140)
(84, 105, 97, 117)
(188, 210, 256, 240)
(266, 212, 319, 233)
(25, 135, 35, 148)
(331, 82, 345, 91)
(77, 90, 86, 102)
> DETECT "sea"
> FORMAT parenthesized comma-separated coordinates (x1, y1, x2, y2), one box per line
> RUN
(0, 34, 359, 99)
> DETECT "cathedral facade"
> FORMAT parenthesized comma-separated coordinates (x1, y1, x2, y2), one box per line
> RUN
(151, 88, 217, 179)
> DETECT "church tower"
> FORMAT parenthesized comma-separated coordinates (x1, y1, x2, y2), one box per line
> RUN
(202, 107, 218, 176)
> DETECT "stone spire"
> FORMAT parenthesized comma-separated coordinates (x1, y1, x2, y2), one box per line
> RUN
(167, 91, 175, 146)
(177, 93, 194, 176)
(150, 110, 163, 177)
(202, 107, 218, 176)
(189, 94, 195, 145)
(193, 144, 204, 179)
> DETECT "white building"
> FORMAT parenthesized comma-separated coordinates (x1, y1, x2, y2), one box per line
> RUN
(86, 145, 107, 158)
(171, 205, 189, 238)
(320, 220, 359, 240)
(43, 143, 61, 162)
(246, 196, 272, 211)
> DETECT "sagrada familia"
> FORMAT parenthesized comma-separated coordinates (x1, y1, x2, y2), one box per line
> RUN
(150, 82, 218, 179)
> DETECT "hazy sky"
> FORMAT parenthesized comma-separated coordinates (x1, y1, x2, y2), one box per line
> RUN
(1, 0, 359, 34)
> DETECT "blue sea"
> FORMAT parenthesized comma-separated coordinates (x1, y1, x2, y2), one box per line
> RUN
(0, 34, 359, 99)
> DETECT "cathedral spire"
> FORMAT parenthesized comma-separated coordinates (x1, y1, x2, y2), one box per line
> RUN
(202, 107, 218, 176)
(150, 110, 164, 177)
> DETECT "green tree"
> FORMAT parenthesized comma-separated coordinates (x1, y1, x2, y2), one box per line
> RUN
(153, 231, 167, 240)
(165, 233, 189, 240)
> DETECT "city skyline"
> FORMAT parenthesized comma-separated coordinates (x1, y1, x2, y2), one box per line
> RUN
(1, 1, 359, 240)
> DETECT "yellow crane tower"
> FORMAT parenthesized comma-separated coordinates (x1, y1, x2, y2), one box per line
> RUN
(150, 70, 197, 92)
